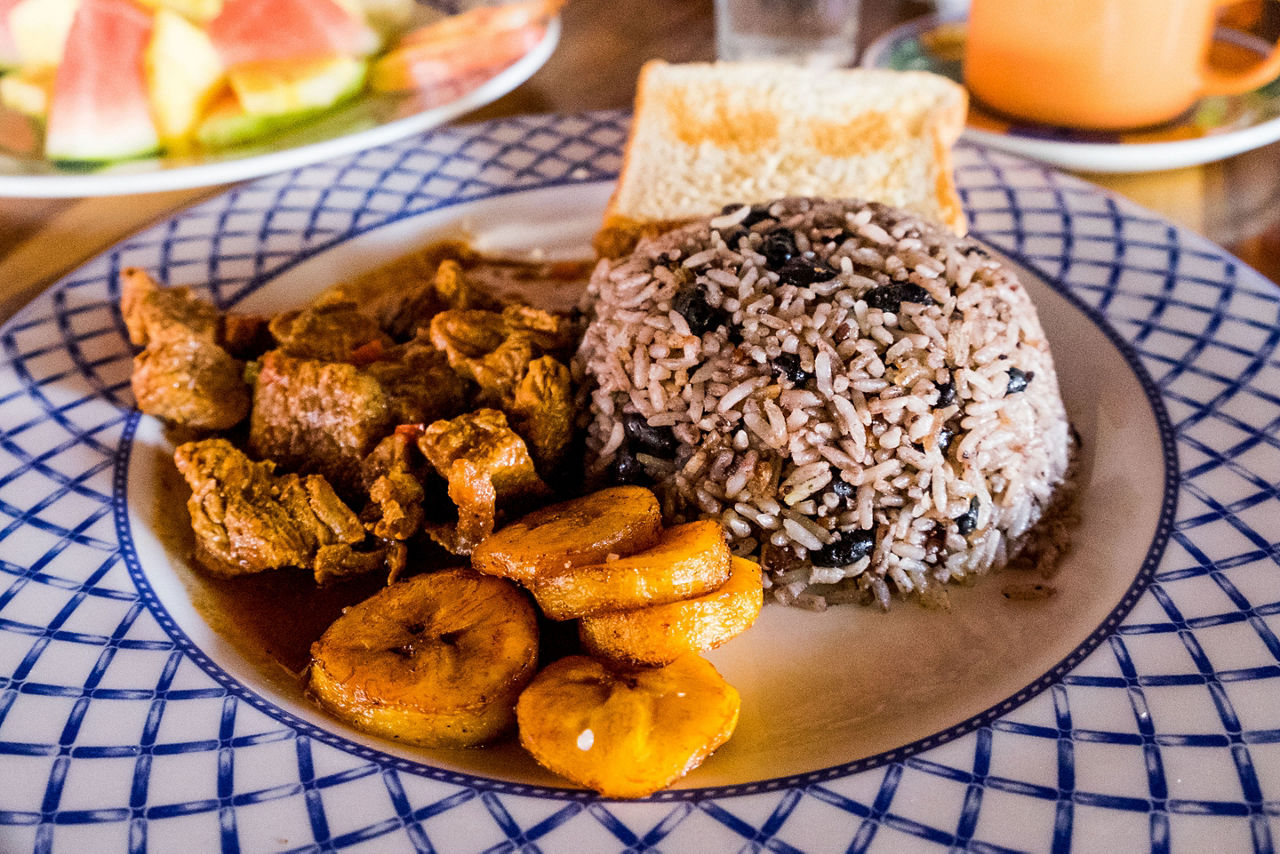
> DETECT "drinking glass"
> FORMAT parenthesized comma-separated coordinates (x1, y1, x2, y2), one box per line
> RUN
(714, 0, 862, 68)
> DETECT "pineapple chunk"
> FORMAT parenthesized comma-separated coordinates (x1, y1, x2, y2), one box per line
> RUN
(145, 7, 225, 145)
(228, 55, 366, 117)
(0, 66, 53, 118)
(9, 0, 79, 69)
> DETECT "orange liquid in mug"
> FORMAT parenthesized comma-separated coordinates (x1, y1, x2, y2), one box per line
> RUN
(964, 0, 1280, 130)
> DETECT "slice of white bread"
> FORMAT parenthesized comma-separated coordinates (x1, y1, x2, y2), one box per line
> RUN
(596, 61, 968, 257)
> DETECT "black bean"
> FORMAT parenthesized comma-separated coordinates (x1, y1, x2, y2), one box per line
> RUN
(719, 226, 748, 249)
(771, 352, 812, 384)
(778, 257, 838, 286)
(937, 425, 955, 454)
(759, 228, 797, 269)
(956, 497, 980, 535)
(811, 528, 877, 567)
(864, 282, 936, 312)
(935, 379, 956, 408)
(829, 476, 855, 500)
(720, 202, 774, 227)
(610, 446, 652, 486)
(672, 285, 726, 335)
(623, 412, 676, 456)
(1006, 367, 1033, 394)
(742, 204, 775, 227)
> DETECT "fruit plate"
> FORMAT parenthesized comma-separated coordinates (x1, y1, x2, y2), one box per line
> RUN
(1, 111, 1279, 852)
(0, 7, 560, 198)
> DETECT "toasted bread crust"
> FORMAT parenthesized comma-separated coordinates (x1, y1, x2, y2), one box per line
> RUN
(596, 60, 969, 256)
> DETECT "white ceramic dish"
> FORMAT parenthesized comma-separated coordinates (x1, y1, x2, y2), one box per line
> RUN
(0, 112, 1278, 852)
(863, 13, 1280, 173)
(0, 16, 558, 198)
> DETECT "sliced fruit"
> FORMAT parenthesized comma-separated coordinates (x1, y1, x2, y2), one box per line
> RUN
(343, 0, 414, 43)
(471, 486, 663, 586)
(136, 0, 221, 23)
(227, 54, 365, 117)
(0, 0, 24, 69)
(208, 0, 377, 67)
(8, 0, 79, 69)
(581, 557, 764, 666)
(194, 90, 305, 148)
(45, 0, 160, 162)
(0, 65, 52, 118)
(369, 0, 559, 92)
(308, 567, 540, 748)
(516, 654, 740, 798)
(369, 20, 545, 93)
(145, 7, 225, 145)
(531, 520, 733, 621)
(398, 0, 560, 48)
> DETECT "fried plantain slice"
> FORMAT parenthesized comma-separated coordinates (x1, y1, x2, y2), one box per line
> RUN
(471, 486, 662, 585)
(516, 654, 740, 798)
(580, 557, 764, 666)
(530, 521, 732, 621)
(308, 567, 539, 748)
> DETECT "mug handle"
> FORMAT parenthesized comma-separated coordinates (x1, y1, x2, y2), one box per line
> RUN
(1201, 0, 1280, 96)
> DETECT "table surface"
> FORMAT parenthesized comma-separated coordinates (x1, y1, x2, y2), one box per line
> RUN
(2, 0, 1279, 322)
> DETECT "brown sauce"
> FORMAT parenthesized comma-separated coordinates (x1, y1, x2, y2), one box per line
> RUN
(155, 243, 594, 682)
(201, 567, 387, 676)
(149, 450, 394, 679)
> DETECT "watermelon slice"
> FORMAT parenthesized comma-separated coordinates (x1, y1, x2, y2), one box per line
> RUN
(208, 0, 377, 67)
(45, 0, 159, 162)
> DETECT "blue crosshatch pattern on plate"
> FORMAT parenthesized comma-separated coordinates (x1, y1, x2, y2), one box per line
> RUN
(0, 111, 1277, 853)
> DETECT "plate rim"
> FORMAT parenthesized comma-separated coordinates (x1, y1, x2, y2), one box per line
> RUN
(108, 177, 1182, 800)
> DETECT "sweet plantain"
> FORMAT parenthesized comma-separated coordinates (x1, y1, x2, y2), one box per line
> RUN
(531, 521, 732, 621)
(471, 486, 662, 585)
(580, 557, 764, 666)
(516, 654, 740, 798)
(308, 567, 539, 748)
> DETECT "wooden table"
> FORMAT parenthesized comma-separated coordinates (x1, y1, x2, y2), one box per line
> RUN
(2, 0, 1279, 321)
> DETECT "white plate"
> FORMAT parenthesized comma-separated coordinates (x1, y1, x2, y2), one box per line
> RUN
(1, 112, 1278, 852)
(863, 13, 1280, 173)
(0, 15, 559, 198)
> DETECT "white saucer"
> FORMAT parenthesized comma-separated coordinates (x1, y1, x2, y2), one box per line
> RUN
(863, 13, 1280, 172)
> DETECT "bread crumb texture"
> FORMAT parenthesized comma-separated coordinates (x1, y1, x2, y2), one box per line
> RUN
(602, 61, 968, 245)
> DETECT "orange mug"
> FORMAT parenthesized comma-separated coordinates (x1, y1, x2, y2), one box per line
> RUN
(964, 0, 1280, 130)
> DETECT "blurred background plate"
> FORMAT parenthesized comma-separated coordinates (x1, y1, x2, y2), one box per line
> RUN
(863, 12, 1280, 173)
(0, 12, 559, 198)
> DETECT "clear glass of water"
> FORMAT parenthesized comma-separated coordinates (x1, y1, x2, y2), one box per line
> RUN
(714, 0, 862, 68)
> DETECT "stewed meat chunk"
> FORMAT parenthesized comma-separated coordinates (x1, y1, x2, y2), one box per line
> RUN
(268, 298, 393, 363)
(173, 438, 383, 583)
(120, 267, 250, 431)
(248, 351, 393, 494)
